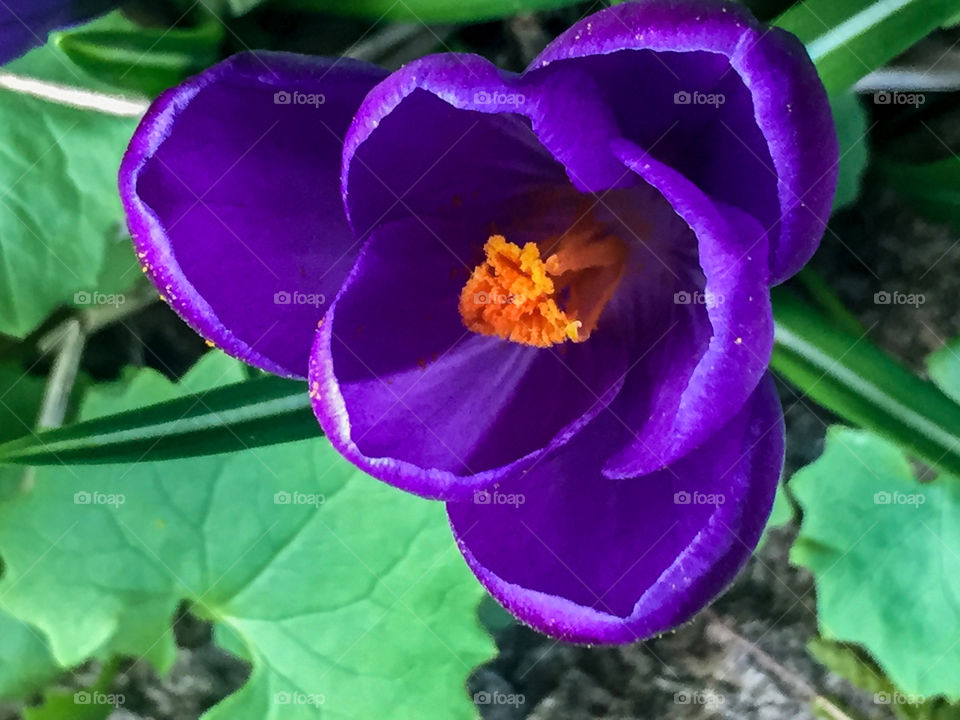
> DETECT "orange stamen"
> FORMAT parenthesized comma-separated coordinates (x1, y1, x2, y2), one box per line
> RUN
(459, 226, 627, 348)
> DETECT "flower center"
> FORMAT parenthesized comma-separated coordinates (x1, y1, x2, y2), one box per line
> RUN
(459, 223, 627, 348)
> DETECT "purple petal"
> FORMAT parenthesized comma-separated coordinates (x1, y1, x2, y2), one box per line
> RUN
(120, 52, 387, 377)
(447, 373, 784, 644)
(529, 0, 837, 284)
(1, 0, 115, 63)
(309, 217, 629, 501)
(603, 139, 774, 477)
(343, 53, 572, 239)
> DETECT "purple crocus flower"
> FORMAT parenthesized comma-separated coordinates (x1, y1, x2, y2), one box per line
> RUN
(0, 0, 117, 64)
(120, 0, 836, 643)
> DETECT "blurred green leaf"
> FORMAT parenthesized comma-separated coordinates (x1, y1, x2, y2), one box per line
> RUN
(0, 612, 60, 702)
(809, 638, 960, 720)
(0, 352, 494, 719)
(53, 10, 224, 97)
(771, 289, 960, 479)
(776, 0, 959, 94)
(791, 426, 960, 699)
(882, 158, 960, 232)
(831, 92, 869, 211)
(275, 0, 581, 22)
(0, 361, 45, 444)
(23, 692, 114, 720)
(927, 338, 960, 405)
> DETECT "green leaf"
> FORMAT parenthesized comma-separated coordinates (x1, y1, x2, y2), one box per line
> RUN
(771, 289, 960, 479)
(775, 0, 960, 94)
(926, 338, 960, 405)
(0, 370, 318, 466)
(0, 353, 494, 718)
(0, 611, 61, 701)
(274, 0, 581, 22)
(882, 158, 960, 232)
(791, 426, 960, 699)
(809, 638, 960, 720)
(0, 361, 45, 444)
(23, 692, 114, 720)
(53, 10, 224, 97)
(0, 84, 138, 338)
(831, 92, 869, 211)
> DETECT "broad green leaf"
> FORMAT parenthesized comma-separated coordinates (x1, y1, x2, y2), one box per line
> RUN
(791, 427, 960, 699)
(0, 353, 494, 719)
(809, 638, 960, 720)
(53, 10, 224, 97)
(927, 339, 960, 405)
(275, 0, 581, 22)
(0, 83, 137, 337)
(0, 371, 317, 466)
(776, 0, 959, 94)
(0, 612, 60, 701)
(882, 158, 960, 232)
(0, 361, 64, 702)
(771, 289, 960, 479)
(831, 92, 869, 211)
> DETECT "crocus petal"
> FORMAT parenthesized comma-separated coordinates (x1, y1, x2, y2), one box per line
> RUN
(310, 217, 629, 501)
(120, 52, 387, 377)
(343, 53, 579, 238)
(447, 373, 783, 644)
(0, 0, 115, 64)
(529, 0, 837, 284)
(603, 139, 773, 477)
